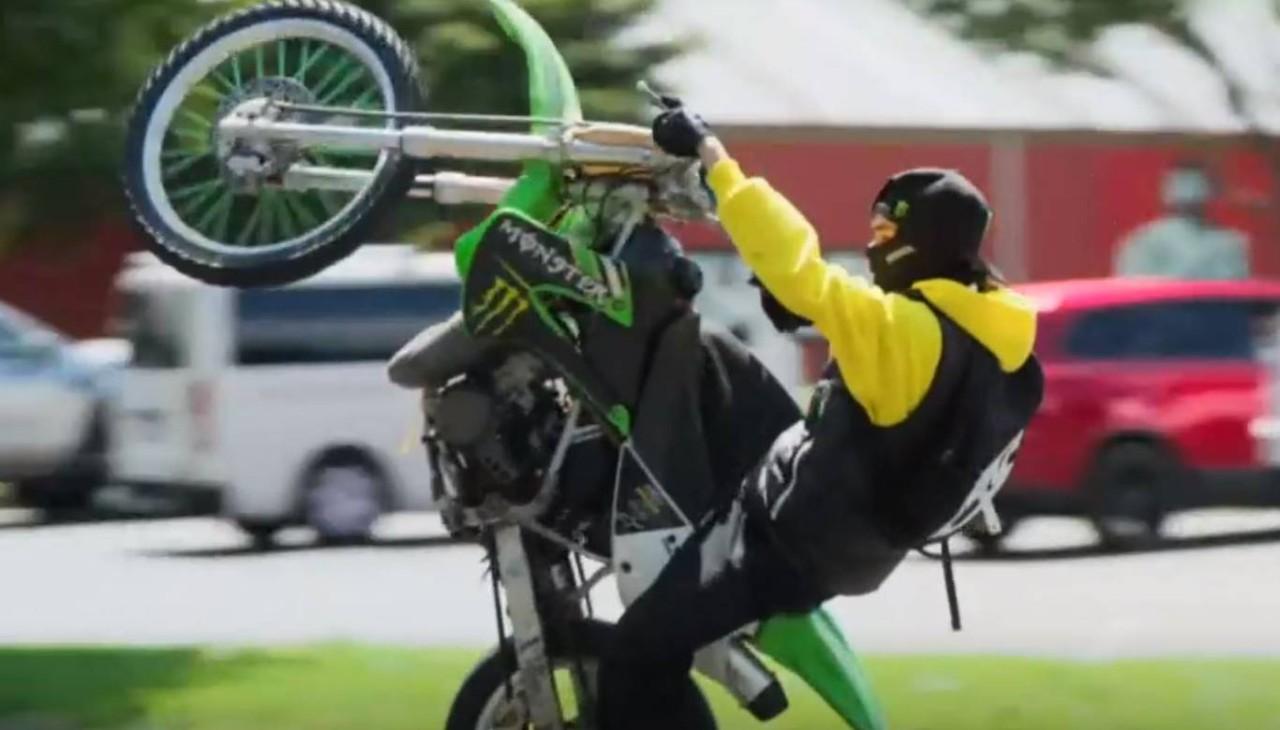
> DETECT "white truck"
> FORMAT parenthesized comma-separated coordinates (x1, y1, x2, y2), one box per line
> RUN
(109, 246, 458, 544)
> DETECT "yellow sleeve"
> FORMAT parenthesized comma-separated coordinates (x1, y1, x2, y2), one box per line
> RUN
(706, 158, 941, 426)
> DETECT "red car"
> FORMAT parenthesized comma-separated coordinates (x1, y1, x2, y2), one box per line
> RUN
(991, 277, 1280, 549)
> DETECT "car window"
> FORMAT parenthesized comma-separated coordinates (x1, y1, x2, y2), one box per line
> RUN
(1067, 300, 1272, 361)
(235, 283, 461, 365)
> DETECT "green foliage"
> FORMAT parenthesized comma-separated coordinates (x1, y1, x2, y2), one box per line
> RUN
(0, 0, 229, 250)
(352, 0, 682, 121)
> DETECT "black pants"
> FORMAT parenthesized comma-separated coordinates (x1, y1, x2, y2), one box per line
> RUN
(596, 512, 830, 730)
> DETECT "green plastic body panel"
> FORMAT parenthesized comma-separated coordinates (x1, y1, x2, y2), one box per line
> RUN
(454, 0, 581, 279)
(756, 608, 889, 730)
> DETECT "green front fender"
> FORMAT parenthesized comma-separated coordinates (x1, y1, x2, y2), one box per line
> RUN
(454, 0, 582, 280)
(755, 609, 889, 730)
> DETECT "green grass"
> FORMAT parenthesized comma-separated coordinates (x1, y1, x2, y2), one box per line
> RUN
(2, 647, 1279, 730)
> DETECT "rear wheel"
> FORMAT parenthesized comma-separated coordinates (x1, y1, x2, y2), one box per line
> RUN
(446, 622, 717, 730)
(123, 0, 424, 286)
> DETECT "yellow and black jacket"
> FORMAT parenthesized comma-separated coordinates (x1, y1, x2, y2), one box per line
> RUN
(707, 160, 1044, 594)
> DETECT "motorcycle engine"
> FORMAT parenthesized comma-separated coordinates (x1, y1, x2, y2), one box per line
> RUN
(430, 352, 566, 511)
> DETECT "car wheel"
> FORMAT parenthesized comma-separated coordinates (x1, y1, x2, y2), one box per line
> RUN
(302, 456, 386, 544)
(1088, 443, 1174, 550)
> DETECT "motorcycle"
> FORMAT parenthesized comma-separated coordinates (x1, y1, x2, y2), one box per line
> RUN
(122, 1, 888, 727)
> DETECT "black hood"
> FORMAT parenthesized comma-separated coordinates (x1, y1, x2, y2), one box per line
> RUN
(867, 168, 992, 292)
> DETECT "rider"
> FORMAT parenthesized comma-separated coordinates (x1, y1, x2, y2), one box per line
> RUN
(595, 104, 1044, 729)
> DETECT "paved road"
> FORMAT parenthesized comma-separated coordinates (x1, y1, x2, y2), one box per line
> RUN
(2, 509, 1279, 656)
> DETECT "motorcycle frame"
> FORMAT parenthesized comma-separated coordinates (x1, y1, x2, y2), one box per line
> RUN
(219, 102, 670, 208)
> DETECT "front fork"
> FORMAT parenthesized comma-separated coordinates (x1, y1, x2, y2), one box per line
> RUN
(496, 520, 781, 730)
(492, 524, 566, 730)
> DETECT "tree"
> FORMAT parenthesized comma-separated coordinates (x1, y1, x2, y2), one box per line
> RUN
(0, 0, 682, 252)
(904, 0, 1280, 230)
(354, 0, 682, 121)
(0, 0, 227, 251)
(904, 0, 1280, 114)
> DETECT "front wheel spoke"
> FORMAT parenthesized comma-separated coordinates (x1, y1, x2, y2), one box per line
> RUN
(190, 83, 224, 102)
(210, 70, 238, 94)
(283, 192, 322, 230)
(193, 191, 233, 233)
(212, 193, 234, 241)
(348, 87, 384, 110)
(170, 126, 209, 145)
(310, 56, 355, 101)
(168, 179, 222, 203)
(277, 40, 288, 77)
(236, 198, 265, 246)
(293, 42, 327, 81)
(317, 190, 342, 216)
(318, 66, 369, 106)
(273, 190, 301, 239)
(175, 183, 224, 219)
(257, 191, 276, 244)
(177, 108, 213, 133)
(163, 150, 212, 178)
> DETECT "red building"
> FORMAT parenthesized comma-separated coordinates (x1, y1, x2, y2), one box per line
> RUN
(2, 126, 1276, 338)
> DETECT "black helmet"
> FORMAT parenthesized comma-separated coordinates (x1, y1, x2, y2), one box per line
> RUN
(867, 168, 993, 292)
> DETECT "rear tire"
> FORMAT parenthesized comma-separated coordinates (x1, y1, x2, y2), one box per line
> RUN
(123, 0, 424, 287)
(446, 621, 717, 730)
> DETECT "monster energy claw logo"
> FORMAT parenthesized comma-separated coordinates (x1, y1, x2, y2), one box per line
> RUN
(497, 218, 609, 304)
(471, 277, 530, 336)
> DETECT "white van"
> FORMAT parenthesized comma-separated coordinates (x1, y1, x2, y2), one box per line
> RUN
(109, 246, 458, 544)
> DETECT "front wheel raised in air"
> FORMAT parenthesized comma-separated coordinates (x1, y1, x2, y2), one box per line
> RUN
(446, 621, 717, 730)
(123, 0, 424, 287)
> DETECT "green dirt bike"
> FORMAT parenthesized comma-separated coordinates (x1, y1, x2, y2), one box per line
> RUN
(122, 1, 889, 727)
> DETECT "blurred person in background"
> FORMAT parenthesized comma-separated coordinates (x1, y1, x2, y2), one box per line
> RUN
(1114, 160, 1250, 279)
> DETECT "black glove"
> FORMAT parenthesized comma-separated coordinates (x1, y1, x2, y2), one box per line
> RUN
(652, 105, 713, 159)
(750, 276, 811, 333)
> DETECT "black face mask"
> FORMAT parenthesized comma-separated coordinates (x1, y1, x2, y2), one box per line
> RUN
(869, 237, 989, 293)
(868, 168, 993, 292)
(867, 237, 923, 292)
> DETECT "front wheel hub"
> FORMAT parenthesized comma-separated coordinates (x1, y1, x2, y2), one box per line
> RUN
(216, 78, 316, 192)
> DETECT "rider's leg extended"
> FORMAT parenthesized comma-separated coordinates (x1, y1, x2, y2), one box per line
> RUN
(597, 410, 908, 729)
(596, 508, 827, 730)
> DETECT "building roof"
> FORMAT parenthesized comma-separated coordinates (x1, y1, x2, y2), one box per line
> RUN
(626, 0, 1280, 132)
